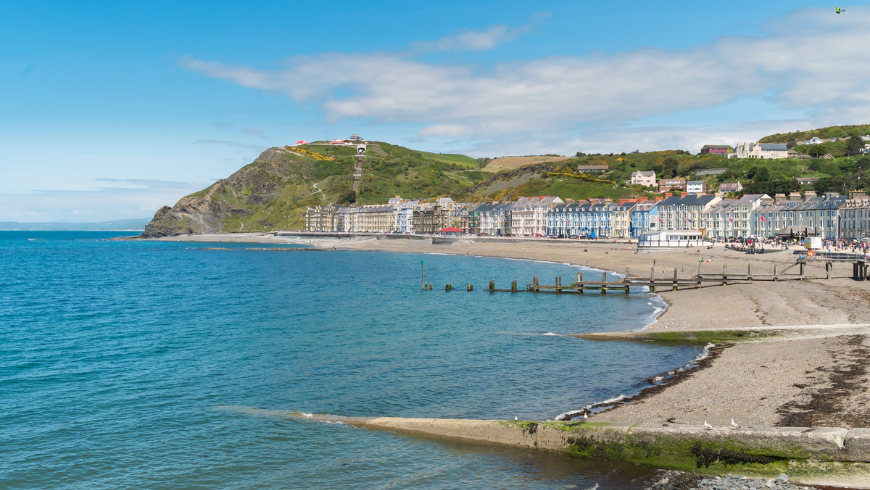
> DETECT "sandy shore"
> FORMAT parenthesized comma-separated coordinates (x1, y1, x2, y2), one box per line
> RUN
(148, 233, 870, 430)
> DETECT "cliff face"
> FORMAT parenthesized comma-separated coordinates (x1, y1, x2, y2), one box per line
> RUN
(141, 148, 320, 237)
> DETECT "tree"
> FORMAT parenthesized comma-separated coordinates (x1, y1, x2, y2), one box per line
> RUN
(575, 152, 586, 157)
(847, 136, 865, 155)
(807, 144, 829, 157)
(787, 139, 797, 149)
(662, 157, 679, 178)
(754, 167, 771, 182)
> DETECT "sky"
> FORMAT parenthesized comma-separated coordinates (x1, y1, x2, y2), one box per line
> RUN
(2, 0, 870, 222)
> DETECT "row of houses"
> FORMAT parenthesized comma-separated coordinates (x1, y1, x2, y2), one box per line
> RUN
(305, 191, 870, 239)
(305, 196, 565, 237)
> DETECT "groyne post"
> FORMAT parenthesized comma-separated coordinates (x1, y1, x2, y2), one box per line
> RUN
(468, 284, 473, 291)
(800, 261, 805, 276)
(446, 284, 451, 291)
(748, 263, 752, 281)
(649, 267, 655, 293)
(489, 280, 495, 292)
(601, 272, 607, 294)
(722, 264, 727, 286)
(672, 268, 678, 291)
(774, 264, 778, 281)
(826, 261, 832, 280)
(511, 280, 517, 291)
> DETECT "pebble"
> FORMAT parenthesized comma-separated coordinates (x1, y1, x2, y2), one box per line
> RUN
(646, 472, 815, 490)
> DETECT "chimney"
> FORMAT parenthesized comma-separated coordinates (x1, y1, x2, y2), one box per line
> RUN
(603, 197, 613, 204)
(618, 199, 629, 205)
(788, 192, 801, 201)
(803, 190, 817, 201)
(774, 193, 787, 204)
(849, 190, 868, 200)
(655, 196, 664, 202)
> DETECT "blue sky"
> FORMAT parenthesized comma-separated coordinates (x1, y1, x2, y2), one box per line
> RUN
(2, 0, 869, 221)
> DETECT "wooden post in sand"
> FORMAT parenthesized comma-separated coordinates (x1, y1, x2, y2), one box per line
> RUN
(722, 264, 727, 286)
(748, 264, 752, 281)
(601, 272, 607, 294)
(774, 264, 778, 281)
(672, 268, 678, 291)
(649, 267, 655, 293)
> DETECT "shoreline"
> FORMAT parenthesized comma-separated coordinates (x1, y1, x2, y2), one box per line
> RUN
(138, 233, 870, 485)
(141, 232, 870, 428)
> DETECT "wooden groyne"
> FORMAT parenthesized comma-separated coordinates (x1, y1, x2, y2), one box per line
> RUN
(429, 258, 870, 295)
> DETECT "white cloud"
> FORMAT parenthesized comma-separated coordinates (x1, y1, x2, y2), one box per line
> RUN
(410, 24, 531, 53)
(180, 7, 870, 153)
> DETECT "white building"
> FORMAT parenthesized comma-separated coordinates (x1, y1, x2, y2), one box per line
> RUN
(630, 170, 656, 186)
(510, 196, 563, 236)
(729, 142, 789, 159)
(686, 180, 705, 194)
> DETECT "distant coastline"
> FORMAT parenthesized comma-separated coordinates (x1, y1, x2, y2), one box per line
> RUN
(0, 219, 149, 231)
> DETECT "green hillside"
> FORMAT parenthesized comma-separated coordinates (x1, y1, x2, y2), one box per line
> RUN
(143, 136, 870, 237)
(758, 124, 870, 143)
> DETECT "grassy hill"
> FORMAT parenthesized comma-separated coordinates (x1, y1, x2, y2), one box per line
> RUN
(142, 135, 870, 237)
(758, 124, 870, 143)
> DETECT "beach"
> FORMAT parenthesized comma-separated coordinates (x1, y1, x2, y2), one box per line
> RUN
(151, 233, 870, 431)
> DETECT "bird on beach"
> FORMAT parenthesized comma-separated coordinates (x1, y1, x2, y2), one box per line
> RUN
(583, 413, 588, 419)
(515, 416, 518, 421)
(703, 421, 713, 430)
(731, 419, 739, 428)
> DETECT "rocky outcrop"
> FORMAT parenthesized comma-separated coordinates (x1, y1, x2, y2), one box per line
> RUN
(141, 148, 314, 237)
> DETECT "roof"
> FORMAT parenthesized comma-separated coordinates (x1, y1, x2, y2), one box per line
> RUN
(577, 165, 609, 170)
(658, 195, 719, 207)
(759, 143, 788, 151)
(719, 182, 741, 188)
(696, 168, 727, 176)
(631, 170, 655, 177)
(687, 180, 705, 185)
(701, 145, 733, 149)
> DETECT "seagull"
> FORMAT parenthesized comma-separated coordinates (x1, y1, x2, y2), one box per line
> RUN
(704, 421, 713, 430)
(731, 419, 739, 428)
(583, 413, 588, 419)
(515, 416, 518, 421)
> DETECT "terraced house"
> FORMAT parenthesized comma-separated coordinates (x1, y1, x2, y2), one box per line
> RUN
(840, 194, 870, 239)
(656, 195, 721, 232)
(754, 192, 845, 239)
(630, 200, 661, 237)
(510, 196, 562, 236)
(702, 194, 769, 239)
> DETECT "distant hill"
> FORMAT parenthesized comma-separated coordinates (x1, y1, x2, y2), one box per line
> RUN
(758, 124, 870, 143)
(0, 218, 150, 231)
(143, 142, 733, 237)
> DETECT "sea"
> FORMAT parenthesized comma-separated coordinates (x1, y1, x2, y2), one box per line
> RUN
(0, 231, 703, 489)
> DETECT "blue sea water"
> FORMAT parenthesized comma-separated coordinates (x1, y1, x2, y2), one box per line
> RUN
(0, 232, 701, 489)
